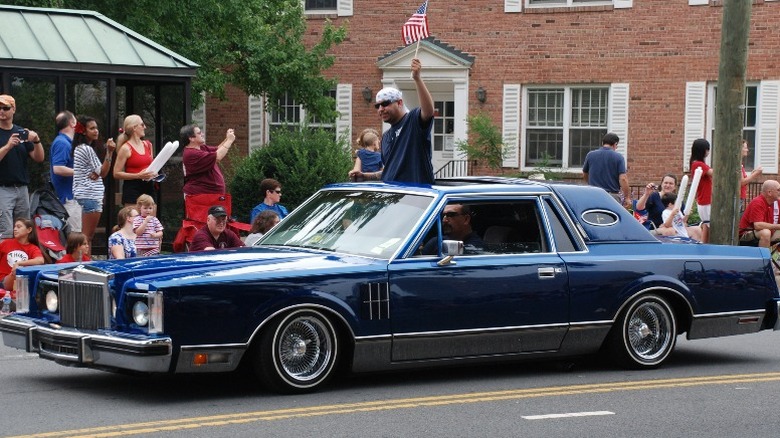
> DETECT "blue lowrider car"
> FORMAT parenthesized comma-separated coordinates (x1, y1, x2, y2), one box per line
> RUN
(2, 178, 779, 393)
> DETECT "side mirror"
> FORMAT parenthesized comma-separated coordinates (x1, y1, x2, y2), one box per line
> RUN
(441, 240, 464, 256)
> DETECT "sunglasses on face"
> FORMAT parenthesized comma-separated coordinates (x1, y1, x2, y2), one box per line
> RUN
(0, 106, 12, 111)
(272, 189, 282, 194)
(441, 212, 465, 219)
(374, 100, 395, 109)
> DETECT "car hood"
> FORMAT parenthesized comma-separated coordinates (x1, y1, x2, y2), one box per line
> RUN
(35, 247, 387, 290)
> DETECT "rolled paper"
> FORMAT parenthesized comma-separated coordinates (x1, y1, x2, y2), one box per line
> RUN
(674, 175, 689, 211)
(684, 167, 703, 216)
(145, 141, 179, 176)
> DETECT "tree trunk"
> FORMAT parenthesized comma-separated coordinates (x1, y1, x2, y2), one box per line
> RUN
(711, 0, 752, 245)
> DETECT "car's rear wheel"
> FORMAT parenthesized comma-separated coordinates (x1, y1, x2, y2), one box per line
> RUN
(255, 309, 338, 393)
(608, 294, 676, 369)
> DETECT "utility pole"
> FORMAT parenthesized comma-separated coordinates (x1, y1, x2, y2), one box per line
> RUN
(711, 0, 752, 245)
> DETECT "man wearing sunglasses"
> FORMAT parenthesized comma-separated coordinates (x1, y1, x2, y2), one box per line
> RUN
(422, 203, 483, 255)
(350, 58, 434, 185)
(250, 178, 288, 223)
(0, 94, 44, 239)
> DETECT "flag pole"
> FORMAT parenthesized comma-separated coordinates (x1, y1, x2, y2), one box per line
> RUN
(411, 40, 421, 79)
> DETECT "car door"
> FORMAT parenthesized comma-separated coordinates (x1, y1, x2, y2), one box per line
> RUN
(387, 197, 570, 362)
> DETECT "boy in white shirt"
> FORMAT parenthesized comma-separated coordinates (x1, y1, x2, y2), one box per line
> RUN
(660, 192, 690, 239)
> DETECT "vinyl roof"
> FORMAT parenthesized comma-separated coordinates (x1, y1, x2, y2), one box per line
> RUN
(0, 5, 198, 77)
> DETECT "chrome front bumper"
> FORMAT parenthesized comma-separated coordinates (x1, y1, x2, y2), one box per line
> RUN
(0, 316, 172, 373)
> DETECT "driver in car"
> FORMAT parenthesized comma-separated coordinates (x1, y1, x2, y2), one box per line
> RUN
(423, 203, 484, 255)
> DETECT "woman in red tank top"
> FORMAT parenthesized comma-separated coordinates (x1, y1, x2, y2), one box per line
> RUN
(113, 115, 158, 206)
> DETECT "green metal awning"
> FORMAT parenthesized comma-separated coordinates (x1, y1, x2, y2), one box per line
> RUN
(0, 5, 198, 77)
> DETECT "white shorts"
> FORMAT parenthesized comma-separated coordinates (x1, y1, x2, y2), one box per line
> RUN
(697, 204, 711, 223)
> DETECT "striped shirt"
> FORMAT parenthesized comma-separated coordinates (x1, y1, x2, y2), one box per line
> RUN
(72, 144, 104, 201)
(132, 215, 163, 256)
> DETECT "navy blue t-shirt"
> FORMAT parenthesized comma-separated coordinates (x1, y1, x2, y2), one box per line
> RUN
(381, 107, 434, 185)
(0, 124, 35, 185)
(582, 146, 626, 193)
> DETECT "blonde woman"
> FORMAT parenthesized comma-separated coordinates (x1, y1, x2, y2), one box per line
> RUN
(113, 115, 157, 207)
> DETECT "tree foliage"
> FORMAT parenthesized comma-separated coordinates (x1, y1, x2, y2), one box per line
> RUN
(5, 0, 347, 119)
(455, 112, 506, 172)
(229, 128, 353, 221)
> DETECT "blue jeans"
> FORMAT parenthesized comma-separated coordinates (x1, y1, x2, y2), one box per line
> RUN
(76, 198, 103, 213)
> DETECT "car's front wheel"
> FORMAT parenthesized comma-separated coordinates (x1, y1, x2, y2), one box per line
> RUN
(608, 294, 677, 369)
(255, 309, 339, 393)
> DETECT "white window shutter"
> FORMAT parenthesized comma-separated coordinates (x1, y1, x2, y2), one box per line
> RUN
(688, 0, 709, 5)
(248, 95, 264, 153)
(337, 0, 353, 16)
(502, 84, 521, 168)
(683, 82, 707, 172)
(335, 83, 352, 146)
(613, 0, 633, 8)
(608, 83, 630, 159)
(505, 0, 522, 13)
(757, 81, 780, 174)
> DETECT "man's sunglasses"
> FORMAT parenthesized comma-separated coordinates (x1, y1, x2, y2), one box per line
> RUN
(374, 100, 395, 109)
(0, 106, 12, 111)
(441, 212, 466, 219)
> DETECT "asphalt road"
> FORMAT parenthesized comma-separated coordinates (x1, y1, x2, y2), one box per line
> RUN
(2, 331, 780, 438)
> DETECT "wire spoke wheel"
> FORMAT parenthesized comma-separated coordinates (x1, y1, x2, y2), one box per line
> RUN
(257, 309, 338, 393)
(278, 318, 331, 381)
(609, 294, 677, 369)
(627, 301, 672, 361)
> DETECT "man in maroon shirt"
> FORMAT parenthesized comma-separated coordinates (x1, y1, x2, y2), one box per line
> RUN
(189, 206, 245, 251)
(181, 124, 235, 196)
(739, 179, 780, 248)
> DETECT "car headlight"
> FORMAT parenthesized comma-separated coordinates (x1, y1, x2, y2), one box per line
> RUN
(45, 289, 58, 312)
(132, 301, 149, 326)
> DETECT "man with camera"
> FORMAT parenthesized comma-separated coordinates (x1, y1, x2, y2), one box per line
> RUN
(0, 94, 45, 239)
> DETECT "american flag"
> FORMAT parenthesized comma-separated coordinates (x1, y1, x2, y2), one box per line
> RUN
(402, 1, 429, 45)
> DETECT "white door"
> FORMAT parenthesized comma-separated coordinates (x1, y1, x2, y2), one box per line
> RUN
(432, 99, 455, 173)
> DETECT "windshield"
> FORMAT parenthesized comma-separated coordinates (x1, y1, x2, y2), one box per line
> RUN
(259, 190, 433, 259)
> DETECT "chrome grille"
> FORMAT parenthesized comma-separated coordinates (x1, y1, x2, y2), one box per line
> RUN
(58, 266, 112, 330)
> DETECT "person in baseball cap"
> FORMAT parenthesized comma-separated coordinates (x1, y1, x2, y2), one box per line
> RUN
(189, 205, 244, 251)
(0, 93, 45, 240)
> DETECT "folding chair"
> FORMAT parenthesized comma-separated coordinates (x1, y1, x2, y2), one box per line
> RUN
(172, 193, 250, 252)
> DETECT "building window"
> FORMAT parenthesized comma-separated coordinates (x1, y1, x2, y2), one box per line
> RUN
(709, 85, 758, 169)
(433, 101, 455, 152)
(305, 0, 336, 12)
(268, 90, 336, 142)
(528, 0, 613, 6)
(525, 86, 608, 168)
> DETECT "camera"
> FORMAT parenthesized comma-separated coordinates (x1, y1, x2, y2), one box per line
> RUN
(17, 129, 29, 142)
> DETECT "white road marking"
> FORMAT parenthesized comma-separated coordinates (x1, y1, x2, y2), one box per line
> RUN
(522, 411, 615, 420)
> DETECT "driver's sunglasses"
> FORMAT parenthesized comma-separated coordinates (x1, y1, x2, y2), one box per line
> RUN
(374, 100, 395, 109)
(441, 212, 465, 219)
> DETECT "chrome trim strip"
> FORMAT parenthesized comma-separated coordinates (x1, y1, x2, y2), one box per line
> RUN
(691, 309, 766, 319)
(180, 342, 246, 350)
(392, 322, 569, 339)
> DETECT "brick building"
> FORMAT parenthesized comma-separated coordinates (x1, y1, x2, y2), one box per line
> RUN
(201, 0, 780, 185)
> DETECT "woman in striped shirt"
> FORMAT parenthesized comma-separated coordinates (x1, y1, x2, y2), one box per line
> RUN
(72, 116, 115, 253)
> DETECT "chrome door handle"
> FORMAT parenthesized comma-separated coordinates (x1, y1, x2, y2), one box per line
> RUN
(538, 267, 560, 278)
